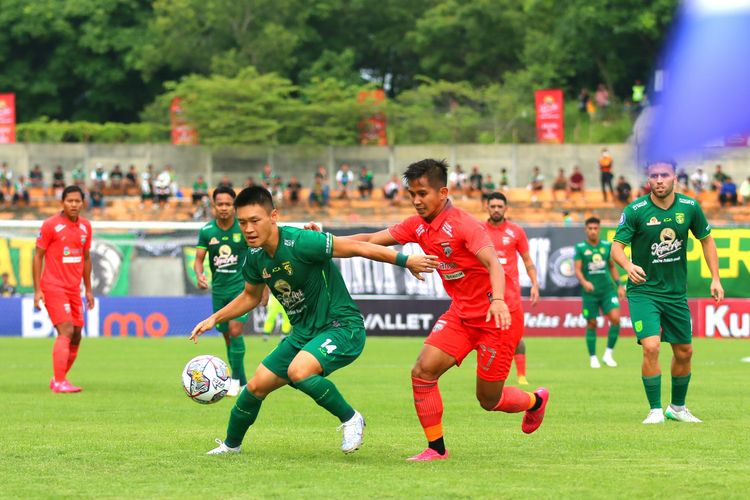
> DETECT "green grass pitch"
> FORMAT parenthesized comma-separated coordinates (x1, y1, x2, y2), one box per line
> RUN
(2, 336, 749, 498)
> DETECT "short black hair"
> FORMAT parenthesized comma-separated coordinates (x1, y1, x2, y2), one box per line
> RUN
(585, 216, 600, 225)
(403, 159, 448, 189)
(234, 186, 275, 212)
(488, 192, 507, 204)
(646, 160, 677, 171)
(212, 185, 236, 201)
(62, 185, 85, 201)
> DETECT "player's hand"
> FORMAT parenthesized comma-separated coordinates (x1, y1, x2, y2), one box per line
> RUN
(486, 299, 511, 330)
(710, 278, 724, 304)
(626, 264, 647, 284)
(196, 273, 209, 289)
(189, 316, 216, 343)
(33, 290, 44, 311)
(582, 281, 594, 293)
(85, 290, 95, 310)
(530, 285, 540, 306)
(304, 222, 322, 232)
(406, 254, 439, 281)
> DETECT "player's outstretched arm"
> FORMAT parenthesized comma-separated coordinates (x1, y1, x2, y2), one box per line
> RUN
(304, 222, 398, 246)
(699, 235, 724, 304)
(193, 247, 209, 289)
(611, 241, 646, 284)
(331, 236, 438, 280)
(190, 282, 263, 343)
(476, 246, 510, 329)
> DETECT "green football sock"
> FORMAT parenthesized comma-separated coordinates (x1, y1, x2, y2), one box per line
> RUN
(225, 388, 263, 448)
(642, 374, 662, 409)
(585, 327, 597, 356)
(671, 373, 691, 407)
(294, 374, 356, 423)
(228, 336, 247, 385)
(607, 324, 620, 349)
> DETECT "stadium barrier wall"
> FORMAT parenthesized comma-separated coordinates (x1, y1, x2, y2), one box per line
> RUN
(1, 296, 748, 339)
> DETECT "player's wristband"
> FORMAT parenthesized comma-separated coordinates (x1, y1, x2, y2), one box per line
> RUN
(395, 252, 409, 268)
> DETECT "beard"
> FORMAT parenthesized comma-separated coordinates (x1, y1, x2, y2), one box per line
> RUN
(490, 213, 504, 223)
(651, 181, 675, 198)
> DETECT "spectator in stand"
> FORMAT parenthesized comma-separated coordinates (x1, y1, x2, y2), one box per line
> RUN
(499, 168, 509, 191)
(569, 166, 585, 199)
(551, 168, 568, 202)
(192, 175, 209, 205)
(89, 183, 105, 214)
(12, 175, 30, 205)
(271, 176, 284, 203)
(711, 164, 728, 191)
(310, 165, 330, 206)
(468, 166, 483, 198)
(110, 165, 124, 191)
(481, 175, 496, 206)
(154, 167, 172, 206)
(382, 175, 401, 205)
(448, 164, 468, 198)
(335, 164, 354, 199)
(29, 164, 44, 188)
(166, 165, 179, 199)
(1, 272, 17, 297)
(51, 166, 66, 194)
(286, 175, 302, 205)
(719, 177, 738, 207)
(260, 164, 277, 190)
(217, 175, 233, 190)
(71, 166, 86, 187)
(140, 165, 154, 206)
(243, 177, 255, 188)
(636, 178, 652, 198)
(594, 84, 610, 111)
(676, 168, 689, 192)
(357, 166, 374, 199)
(615, 175, 632, 204)
(90, 164, 108, 185)
(125, 165, 138, 190)
(0, 162, 12, 191)
(690, 167, 708, 194)
(740, 176, 750, 206)
(598, 148, 615, 202)
(527, 166, 544, 203)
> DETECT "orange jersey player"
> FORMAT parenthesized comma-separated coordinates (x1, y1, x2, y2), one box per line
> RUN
(33, 185, 95, 393)
(483, 192, 540, 385)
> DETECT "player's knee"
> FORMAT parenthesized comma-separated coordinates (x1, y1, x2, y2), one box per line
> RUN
(675, 345, 693, 362)
(286, 363, 314, 383)
(411, 363, 438, 381)
(477, 394, 500, 411)
(587, 319, 597, 329)
(642, 342, 660, 359)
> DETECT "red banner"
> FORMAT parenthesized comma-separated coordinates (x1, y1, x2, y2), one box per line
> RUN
(357, 89, 387, 145)
(534, 89, 564, 144)
(170, 97, 198, 145)
(0, 93, 16, 144)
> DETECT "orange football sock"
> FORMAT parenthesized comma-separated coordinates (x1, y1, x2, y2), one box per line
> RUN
(53, 336, 71, 382)
(412, 376, 444, 440)
(493, 386, 534, 413)
(515, 354, 526, 377)
(66, 342, 80, 374)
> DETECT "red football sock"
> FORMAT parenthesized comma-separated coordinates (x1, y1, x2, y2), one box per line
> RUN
(493, 386, 534, 413)
(67, 342, 80, 374)
(53, 336, 71, 382)
(515, 354, 526, 377)
(412, 376, 444, 442)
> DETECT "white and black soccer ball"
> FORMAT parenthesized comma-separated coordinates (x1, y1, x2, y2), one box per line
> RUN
(182, 355, 230, 404)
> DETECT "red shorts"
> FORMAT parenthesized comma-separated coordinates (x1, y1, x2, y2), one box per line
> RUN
(425, 306, 524, 382)
(43, 289, 84, 327)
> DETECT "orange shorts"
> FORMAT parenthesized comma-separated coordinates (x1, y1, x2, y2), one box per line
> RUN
(43, 289, 84, 327)
(425, 306, 524, 382)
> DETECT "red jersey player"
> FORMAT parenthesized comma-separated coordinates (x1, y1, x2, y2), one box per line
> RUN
(339, 159, 549, 461)
(33, 185, 94, 393)
(484, 192, 540, 385)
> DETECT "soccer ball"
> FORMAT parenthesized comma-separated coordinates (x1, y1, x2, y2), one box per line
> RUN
(182, 355, 230, 404)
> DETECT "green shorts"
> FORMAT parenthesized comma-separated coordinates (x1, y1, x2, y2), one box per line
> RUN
(582, 290, 620, 319)
(628, 294, 692, 344)
(212, 292, 249, 334)
(262, 322, 366, 379)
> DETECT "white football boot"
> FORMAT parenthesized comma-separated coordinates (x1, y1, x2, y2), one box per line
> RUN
(602, 351, 618, 367)
(590, 356, 601, 368)
(642, 408, 665, 424)
(226, 379, 241, 397)
(337, 410, 365, 454)
(665, 406, 702, 423)
(206, 438, 241, 455)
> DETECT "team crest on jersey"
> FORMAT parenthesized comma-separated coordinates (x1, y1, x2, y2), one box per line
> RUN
(81, 235, 86, 244)
(232, 233, 242, 243)
(502, 236, 511, 246)
(208, 237, 219, 245)
(440, 242, 452, 257)
(584, 249, 592, 255)
(282, 261, 293, 276)
(262, 268, 271, 279)
(646, 217, 661, 226)
(676, 213, 685, 224)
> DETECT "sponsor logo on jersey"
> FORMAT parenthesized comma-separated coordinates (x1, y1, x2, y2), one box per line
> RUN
(664, 217, 672, 222)
(678, 198, 695, 205)
(431, 319, 447, 332)
(274, 279, 305, 310)
(284, 239, 295, 247)
(262, 268, 271, 279)
(438, 262, 457, 270)
(63, 246, 71, 256)
(54, 223, 66, 232)
(282, 261, 293, 276)
(213, 244, 239, 269)
(440, 242, 452, 257)
(443, 270, 465, 280)
(502, 236, 511, 246)
(208, 237, 219, 245)
(646, 217, 661, 226)
(584, 249, 592, 255)
(676, 212, 685, 224)
(618, 213, 626, 225)
(81, 235, 87, 244)
(632, 200, 648, 211)
(651, 227, 682, 261)
(232, 233, 242, 243)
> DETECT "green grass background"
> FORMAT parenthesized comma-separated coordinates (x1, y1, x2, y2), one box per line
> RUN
(1, 336, 749, 499)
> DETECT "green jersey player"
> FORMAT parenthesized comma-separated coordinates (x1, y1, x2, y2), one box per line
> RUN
(190, 186, 438, 455)
(612, 161, 723, 424)
(194, 186, 249, 397)
(574, 217, 625, 368)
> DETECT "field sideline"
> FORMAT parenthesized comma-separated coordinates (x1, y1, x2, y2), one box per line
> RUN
(2, 336, 749, 499)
